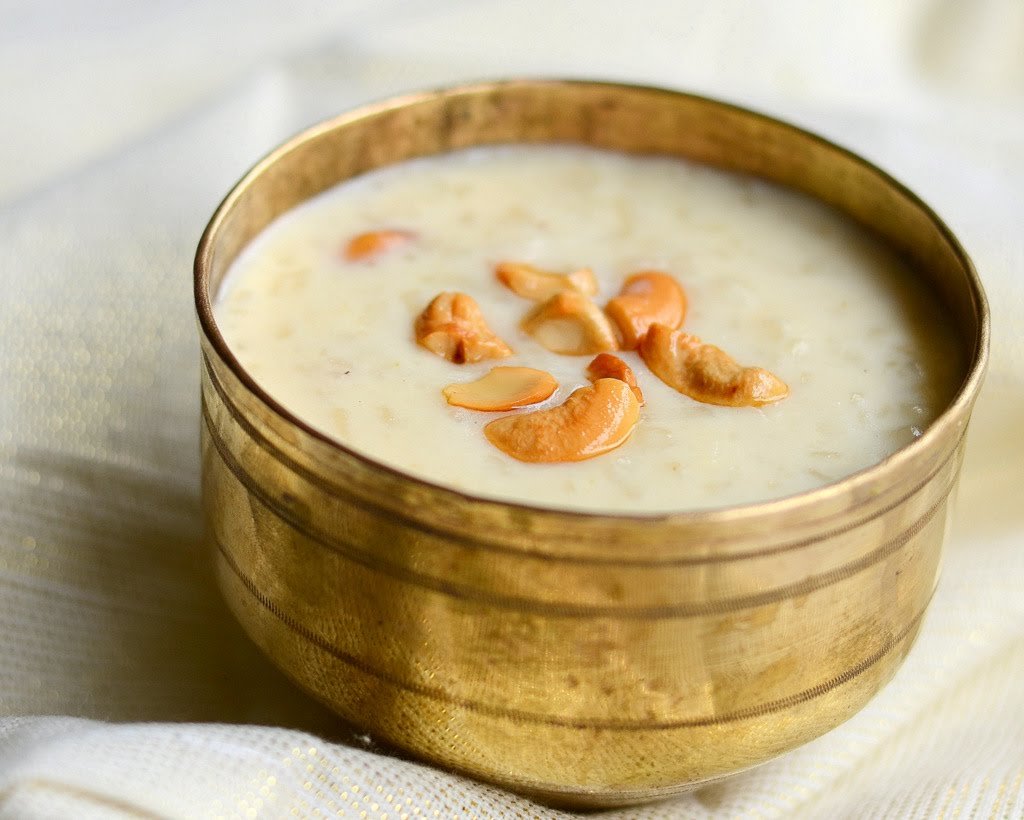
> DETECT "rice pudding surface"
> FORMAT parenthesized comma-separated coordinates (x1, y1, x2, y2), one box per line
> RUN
(215, 145, 961, 513)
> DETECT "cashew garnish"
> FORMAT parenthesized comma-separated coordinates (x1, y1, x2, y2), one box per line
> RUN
(495, 262, 598, 301)
(484, 378, 640, 463)
(521, 291, 619, 355)
(443, 367, 557, 411)
(640, 324, 789, 407)
(343, 229, 416, 261)
(586, 353, 644, 405)
(415, 292, 513, 364)
(605, 271, 687, 349)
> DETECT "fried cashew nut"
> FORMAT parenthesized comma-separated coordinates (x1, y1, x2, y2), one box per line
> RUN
(343, 229, 416, 261)
(605, 271, 687, 349)
(585, 353, 644, 405)
(415, 292, 513, 364)
(521, 291, 619, 355)
(443, 367, 557, 411)
(484, 378, 640, 463)
(640, 324, 789, 407)
(495, 262, 598, 301)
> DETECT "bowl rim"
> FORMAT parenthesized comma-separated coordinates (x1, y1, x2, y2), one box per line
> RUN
(194, 77, 990, 526)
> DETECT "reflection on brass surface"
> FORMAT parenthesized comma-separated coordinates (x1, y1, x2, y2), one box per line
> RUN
(194, 80, 989, 807)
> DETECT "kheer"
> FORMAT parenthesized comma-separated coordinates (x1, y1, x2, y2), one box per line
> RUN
(215, 145, 961, 513)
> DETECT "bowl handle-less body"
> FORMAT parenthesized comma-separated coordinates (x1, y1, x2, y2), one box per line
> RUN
(195, 81, 988, 807)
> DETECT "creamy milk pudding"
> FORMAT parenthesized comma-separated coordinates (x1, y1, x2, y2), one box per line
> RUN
(215, 145, 961, 513)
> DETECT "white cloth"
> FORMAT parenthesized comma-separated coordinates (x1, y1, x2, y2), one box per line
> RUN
(2, 1, 1023, 817)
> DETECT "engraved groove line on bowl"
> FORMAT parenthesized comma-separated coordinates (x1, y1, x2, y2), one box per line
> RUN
(214, 532, 929, 731)
(202, 353, 964, 566)
(204, 397, 948, 618)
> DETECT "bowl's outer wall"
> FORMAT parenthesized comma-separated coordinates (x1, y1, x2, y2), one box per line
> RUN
(195, 81, 988, 806)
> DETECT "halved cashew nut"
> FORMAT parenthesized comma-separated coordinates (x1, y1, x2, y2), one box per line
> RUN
(443, 367, 557, 411)
(495, 262, 598, 301)
(586, 353, 644, 405)
(484, 378, 640, 463)
(415, 292, 513, 364)
(605, 271, 687, 349)
(344, 229, 415, 261)
(640, 324, 789, 407)
(521, 291, 619, 355)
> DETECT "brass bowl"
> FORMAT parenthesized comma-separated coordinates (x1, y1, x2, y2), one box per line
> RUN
(194, 80, 989, 807)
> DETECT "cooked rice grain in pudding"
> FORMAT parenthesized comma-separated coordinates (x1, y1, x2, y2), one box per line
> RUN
(215, 145, 961, 513)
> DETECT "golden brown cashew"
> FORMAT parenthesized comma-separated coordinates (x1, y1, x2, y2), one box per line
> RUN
(585, 353, 644, 405)
(443, 367, 558, 411)
(605, 271, 687, 349)
(521, 291, 619, 355)
(343, 229, 415, 261)
(415, 292, 513, 364)
(484, 378, 640, 463)
(495, 262, 598, 301)
(640, 324, 789, 407)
